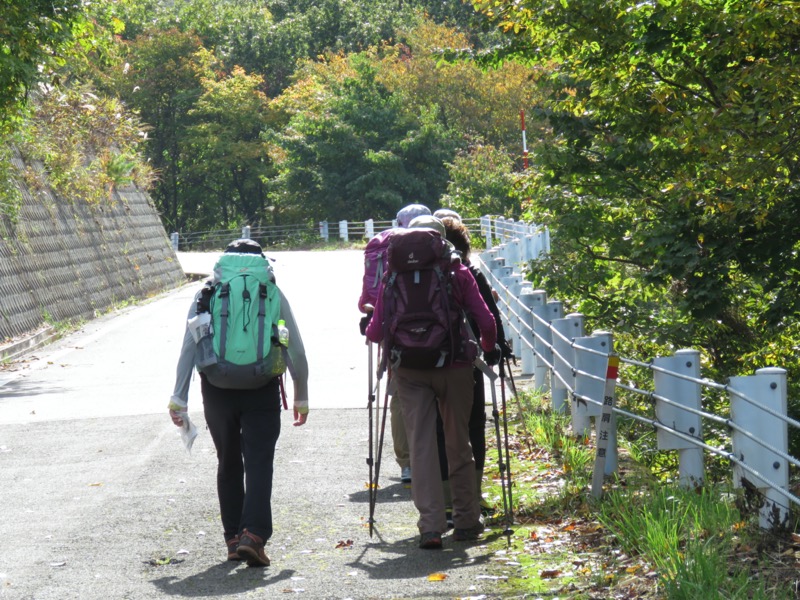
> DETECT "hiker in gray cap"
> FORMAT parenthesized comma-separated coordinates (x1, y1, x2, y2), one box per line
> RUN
(358, 203, 432, 484)
(365, 216, 499, 549)
(396, 203, 431, 228)
(433, 208, 461, 221)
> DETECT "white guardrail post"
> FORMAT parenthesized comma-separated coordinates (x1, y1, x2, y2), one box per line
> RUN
(545, 300, 564, 410)
(516, 287, 538, 376)
(338, 220, 349, 241)
(524, 289, 550, 391)
(654, 349, 704, 488)
(728, 367, 789, 530)
(319, 220, 329, 241)
(551, 313, 584, 413)
(365, 219, 375, 239)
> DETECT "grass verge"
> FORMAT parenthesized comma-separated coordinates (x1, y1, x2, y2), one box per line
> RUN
(479, 386, 800, 599)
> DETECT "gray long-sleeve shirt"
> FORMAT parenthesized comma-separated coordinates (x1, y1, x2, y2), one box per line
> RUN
(170, 286, 309, 413)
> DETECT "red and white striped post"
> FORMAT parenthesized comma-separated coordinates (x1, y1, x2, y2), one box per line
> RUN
(520, 109, 529, 170)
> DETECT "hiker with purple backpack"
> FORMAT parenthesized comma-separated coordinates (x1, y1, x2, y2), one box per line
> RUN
(358, 203, 431, 484)
(435, 214, 509, 525)
(365, 216, 498, 549)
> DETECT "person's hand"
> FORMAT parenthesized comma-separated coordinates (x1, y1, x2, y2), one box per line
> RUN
(483, 344, 501, 366)
(359, 313, 372, 336)
(293, 408, 308, 426)
(169, 409, 185, 427)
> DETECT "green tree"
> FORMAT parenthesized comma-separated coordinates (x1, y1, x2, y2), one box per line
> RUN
(108, 29, 205, 230)
(0, 1, 89, 130)
(182, 61, 275, 229)
(472, 0, 800, 376)
(440, 144, 518, 219)
(269, 50, 461, 221)
(381, 19, 542, 154)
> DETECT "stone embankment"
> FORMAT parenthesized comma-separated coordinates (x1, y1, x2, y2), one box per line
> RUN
(0, 148, 184, 359)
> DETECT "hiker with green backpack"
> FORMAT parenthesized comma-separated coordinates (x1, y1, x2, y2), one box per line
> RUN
(168, 238, 309, 567)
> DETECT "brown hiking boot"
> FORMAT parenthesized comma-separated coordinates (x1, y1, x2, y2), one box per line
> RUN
(419, 531, 443, 549)
(226, 535, 242, 561)
(453, 521, 484, 542)
(236, 529, 270, 567)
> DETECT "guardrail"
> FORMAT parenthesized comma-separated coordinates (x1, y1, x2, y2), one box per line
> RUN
(476, 231, 797, 531)
(169, 215, 527, 251)
(170, 223, 318, 251)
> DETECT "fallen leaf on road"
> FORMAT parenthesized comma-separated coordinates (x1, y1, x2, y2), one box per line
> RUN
(335, 539, 353, 549)
(428, 572, 448, 581)
(540, 569, 561, 579)
(89, 482, 103, 487)
(50, 562, 66, 568)
(625, 564, 642, 574)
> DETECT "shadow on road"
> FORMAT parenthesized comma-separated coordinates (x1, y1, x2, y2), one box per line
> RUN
(348, 480, 413, 505)
(151, 563, 297, 597)
(345, 531, 499, 581)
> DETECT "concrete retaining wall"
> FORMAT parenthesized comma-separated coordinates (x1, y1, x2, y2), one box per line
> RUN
(0, 149, 185, 343)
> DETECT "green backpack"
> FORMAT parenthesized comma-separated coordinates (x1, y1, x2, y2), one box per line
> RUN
(197, 252, 286, 389)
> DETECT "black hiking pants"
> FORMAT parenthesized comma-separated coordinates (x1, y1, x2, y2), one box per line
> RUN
(201, 374, 282, 543)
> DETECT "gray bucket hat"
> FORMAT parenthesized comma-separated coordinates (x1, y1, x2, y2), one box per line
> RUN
(408, 215, 445, 237)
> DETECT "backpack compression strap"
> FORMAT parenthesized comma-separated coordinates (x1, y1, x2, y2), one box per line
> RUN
(218, 283, 230, 360)
(372, 254, 385, 288)
(256, 283, 268, 361)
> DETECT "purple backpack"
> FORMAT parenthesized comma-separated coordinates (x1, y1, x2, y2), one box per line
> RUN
(380, 227, 477, 370)
(358, 229, 393, 311)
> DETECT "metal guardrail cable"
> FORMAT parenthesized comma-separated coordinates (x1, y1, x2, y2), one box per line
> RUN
(613, 378, 800, 474)
(615, 382, 729, 427)
(572, 391, 602, 408)
(622, 357, 800, 430)
(550, 369, 575, 393)
(725, 385, 800, 430)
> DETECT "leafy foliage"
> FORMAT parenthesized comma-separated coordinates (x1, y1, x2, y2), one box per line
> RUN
(0, 1, 85, 130)
(79, 1, 530, 231)
(17, 83, 153, 205)
(472, 1, 800, 388)
(440, 144, 519, 219)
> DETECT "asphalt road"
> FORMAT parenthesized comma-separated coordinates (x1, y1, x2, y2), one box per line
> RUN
(0, 250, 508, 600)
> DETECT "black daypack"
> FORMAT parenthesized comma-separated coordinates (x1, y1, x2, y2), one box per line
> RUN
(380, 227, 477, 371)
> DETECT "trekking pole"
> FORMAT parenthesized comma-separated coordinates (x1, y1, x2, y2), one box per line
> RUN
(366, 339, 376, 537)
(498, 360, 515, 541)
(475, 358, 513, 541)
(369, 369, 391, 537)
(503, 355, 524, 416)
